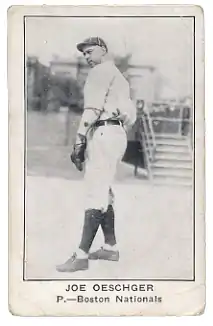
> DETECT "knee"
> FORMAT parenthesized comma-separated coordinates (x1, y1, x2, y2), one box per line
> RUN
(85, 209, 104, 221)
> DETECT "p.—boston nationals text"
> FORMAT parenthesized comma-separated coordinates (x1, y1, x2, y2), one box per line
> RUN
(56, 283, 162, 304)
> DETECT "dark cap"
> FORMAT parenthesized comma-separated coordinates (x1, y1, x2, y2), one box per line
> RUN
(77, 37, 108, 52)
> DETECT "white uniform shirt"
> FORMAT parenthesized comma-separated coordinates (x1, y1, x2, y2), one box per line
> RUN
(83, 60, 136, 126)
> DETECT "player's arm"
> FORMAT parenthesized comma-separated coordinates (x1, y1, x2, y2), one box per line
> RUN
(75, 67, 110, 142)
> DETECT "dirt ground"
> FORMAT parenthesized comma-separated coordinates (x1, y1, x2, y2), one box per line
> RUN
(25, 176, 193, 280)
(25, 111, 194, 280)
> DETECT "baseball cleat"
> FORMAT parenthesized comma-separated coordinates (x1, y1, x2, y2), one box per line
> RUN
(89, 247, 119, 261)
(56, 253, 88, 272)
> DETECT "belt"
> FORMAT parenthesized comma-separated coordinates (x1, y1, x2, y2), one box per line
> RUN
(93, 119, 123, 128)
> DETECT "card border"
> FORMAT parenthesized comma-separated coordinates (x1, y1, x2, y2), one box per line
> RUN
(23, 15, 196, 282)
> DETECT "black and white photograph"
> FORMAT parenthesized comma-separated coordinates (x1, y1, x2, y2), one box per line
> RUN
(25, 14, 194, 280)
(8, 5, 205, 316)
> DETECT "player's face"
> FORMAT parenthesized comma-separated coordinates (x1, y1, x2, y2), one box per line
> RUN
(83, 45, 105, 67)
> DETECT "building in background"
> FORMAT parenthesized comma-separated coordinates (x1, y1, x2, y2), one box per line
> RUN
(27, 54, 192, 115)
(50, 56, 78, 79)
(127, 64, 158, 104)
(49, 55, 161, 107)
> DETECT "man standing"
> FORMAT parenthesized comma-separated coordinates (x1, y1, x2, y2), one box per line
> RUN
(57, 37, 136, 273)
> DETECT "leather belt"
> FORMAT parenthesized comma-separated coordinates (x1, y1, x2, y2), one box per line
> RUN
(93, 119, 123, 128)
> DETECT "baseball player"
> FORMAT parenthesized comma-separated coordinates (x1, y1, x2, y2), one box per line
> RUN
(57, 37, 136, 273)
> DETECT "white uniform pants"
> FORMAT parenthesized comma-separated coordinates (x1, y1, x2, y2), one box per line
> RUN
(84, 124, 127, 212)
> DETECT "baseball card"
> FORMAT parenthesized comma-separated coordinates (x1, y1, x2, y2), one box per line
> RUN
(8, 5, 205, 316)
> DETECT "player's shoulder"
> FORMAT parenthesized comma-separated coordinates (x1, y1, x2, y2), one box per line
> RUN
(91, 61, 115, 76)
(87, 61, 115, 83)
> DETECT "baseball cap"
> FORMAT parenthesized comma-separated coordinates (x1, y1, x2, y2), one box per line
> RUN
(77, 37, 108, 52)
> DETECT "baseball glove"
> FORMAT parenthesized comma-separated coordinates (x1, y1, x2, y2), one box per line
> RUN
(70, 141, 87, 172)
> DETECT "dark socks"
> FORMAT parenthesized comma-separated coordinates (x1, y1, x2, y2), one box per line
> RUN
(79, 209, 103, 253)
(100, 205, 116, 246)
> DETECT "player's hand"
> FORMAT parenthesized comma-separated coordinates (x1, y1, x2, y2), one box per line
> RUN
(112, 109, 131, 131)
(70, 135, 87, 172)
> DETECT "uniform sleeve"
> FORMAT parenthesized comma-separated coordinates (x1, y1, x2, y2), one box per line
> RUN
(84, 65, 113, 111)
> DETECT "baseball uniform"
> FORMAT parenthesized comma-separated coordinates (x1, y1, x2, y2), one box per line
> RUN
(56, 38, 136, 273)
(81, 60, 136, 212)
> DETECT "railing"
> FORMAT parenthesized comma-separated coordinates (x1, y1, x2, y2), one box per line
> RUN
(151, 116, 193, 150)
(150, 101, 193, 142)
(134, 103, 193, 180)
(135, 111, 156, 180)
